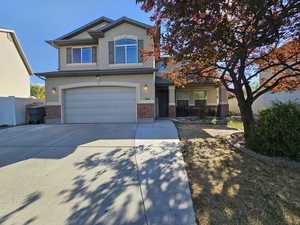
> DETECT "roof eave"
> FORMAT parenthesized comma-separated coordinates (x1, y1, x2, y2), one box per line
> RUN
(35, 68, 157, 77)
(95, 17, 152, 34)
(46, 39, 98, 47)
(55, 16, 114, 40)
(88, 31, 104, 39)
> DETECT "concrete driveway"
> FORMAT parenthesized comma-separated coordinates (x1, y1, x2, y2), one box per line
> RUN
(0, 121, 196, 225)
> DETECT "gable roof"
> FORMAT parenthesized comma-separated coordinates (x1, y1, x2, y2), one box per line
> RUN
(47, 17, 153, 47)
(0, 27, 33, 75)
(96, 17, 151, 32)
(88, 17, 152, 39)
(56, 16, 114, 40)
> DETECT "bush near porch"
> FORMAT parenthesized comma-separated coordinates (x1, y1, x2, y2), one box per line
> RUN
(248, 102, 300, 162)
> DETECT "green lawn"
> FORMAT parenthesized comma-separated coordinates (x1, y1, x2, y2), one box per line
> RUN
(227, 120, 244, 130)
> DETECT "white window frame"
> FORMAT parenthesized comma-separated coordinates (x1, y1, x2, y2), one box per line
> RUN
(114, 38, 138, 64)
(71, 47, 95, 64)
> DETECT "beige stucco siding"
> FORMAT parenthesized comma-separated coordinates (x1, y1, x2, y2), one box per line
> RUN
(98, 23, 153, 69)
(0, 32, 30, 97)
(228, 97, 240, 114)
(176, 86, 219, 105)
(59, 22, 154, 71)
(45, 74, 155, 104)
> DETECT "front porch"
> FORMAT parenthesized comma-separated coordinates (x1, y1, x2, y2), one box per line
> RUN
(155, 84, 229, 119)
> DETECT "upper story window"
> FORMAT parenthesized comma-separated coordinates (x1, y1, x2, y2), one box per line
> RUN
(66, 47, 97, 64)
(114, 39, 138, 64)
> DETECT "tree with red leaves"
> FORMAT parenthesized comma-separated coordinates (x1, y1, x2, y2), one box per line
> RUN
(137, 0, 300, 140)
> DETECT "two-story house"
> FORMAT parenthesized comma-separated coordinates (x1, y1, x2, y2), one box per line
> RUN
(36, 16, 228, 124)
(0, 27, 37, 126)
(0, 27, 32, 97)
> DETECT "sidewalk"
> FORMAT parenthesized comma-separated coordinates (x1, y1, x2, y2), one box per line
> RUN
(135, 120, 197, 225)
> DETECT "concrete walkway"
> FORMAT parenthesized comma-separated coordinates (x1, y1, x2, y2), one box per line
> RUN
(0, 121, 196, 225)
(135, 121, 196, 225)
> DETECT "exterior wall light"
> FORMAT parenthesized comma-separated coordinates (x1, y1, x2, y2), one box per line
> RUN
(143, 84, 149, 92)
(51, 87, 57, 95)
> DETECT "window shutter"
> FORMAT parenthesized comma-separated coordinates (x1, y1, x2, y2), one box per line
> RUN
(108, 41, 114, 64)
(66, 48, 72, 64)
(138, 40, 144, 63)
(92, 47, 97, 63)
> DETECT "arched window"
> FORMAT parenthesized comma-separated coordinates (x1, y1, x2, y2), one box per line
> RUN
(115, 38, 137, 64)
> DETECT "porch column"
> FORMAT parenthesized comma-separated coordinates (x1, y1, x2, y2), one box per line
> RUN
(168, 85, 176, 117)
(218, 86, 229, 117)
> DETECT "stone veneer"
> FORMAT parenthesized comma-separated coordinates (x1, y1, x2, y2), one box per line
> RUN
(45, 105, 61, 123)
(137, 103, 155, 119)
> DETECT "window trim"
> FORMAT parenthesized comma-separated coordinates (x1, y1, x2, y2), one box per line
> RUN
(193, 90, 208, 100)
(193, 90, 208, 106)
(114, 38, 138, 64)
(70, 47, 96, 64)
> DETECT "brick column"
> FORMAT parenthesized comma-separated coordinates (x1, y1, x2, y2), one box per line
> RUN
(137, 103, 155, 120)
(168, 85, 176, 117)
(45, 105, 61, 124)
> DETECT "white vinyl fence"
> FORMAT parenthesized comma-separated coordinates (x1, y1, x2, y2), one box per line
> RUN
(0, 96, 39, 126)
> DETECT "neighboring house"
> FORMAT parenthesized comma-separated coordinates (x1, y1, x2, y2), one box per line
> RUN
(0, 27, 36, 126)
(253, 72, 300, 114)
(253, 40, 300, 114)
(36, 16, 228, 124)
(0, 27, 32, 97)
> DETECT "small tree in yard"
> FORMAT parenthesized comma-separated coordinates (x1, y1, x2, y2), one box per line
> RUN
(137, 0, 300, 140)
(30, 85, 45, 101)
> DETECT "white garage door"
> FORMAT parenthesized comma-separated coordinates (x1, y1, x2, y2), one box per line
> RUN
(63, 86, 136, 123)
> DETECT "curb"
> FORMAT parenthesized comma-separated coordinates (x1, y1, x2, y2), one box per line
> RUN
(225, 135, 300, 169)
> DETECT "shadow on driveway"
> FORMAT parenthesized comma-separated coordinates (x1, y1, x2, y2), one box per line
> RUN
(0, 122, 195, 225)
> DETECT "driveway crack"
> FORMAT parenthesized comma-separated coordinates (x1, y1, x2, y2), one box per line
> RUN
(133, 122, 150, 225)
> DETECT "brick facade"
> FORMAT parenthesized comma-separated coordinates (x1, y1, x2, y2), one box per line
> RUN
(137, 103, 155, 119)
(45, 105, 61, 123)
(168, 105, 176, 118)
(206, 105, 218, 116)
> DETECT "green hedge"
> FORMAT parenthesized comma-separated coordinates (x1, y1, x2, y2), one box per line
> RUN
(248, 102, 300, 161)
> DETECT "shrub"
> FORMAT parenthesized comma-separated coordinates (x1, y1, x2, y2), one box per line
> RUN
(247, 102, 300, 161)
(228, 111, 240, 116)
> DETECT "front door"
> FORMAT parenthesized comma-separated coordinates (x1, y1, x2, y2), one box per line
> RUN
(157, 89, 169, 117)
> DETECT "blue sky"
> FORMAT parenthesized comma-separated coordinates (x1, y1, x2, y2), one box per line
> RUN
(0, 0, 152, 85)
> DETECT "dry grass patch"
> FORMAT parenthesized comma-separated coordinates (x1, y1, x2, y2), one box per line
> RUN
(176, 123, 300, 225)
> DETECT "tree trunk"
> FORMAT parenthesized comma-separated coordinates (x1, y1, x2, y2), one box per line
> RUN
(238, 101, 255, 140)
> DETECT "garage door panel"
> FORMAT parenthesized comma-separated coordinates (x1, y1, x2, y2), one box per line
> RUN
(63, 87, 136, 123)
(65, 92, 135, 99)
(65, 101, 136, 108)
